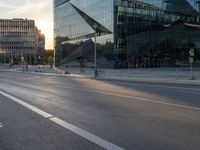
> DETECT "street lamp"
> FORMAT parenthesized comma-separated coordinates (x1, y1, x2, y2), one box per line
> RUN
(94, 24, 98, 78)
(94, 31, 97, 77)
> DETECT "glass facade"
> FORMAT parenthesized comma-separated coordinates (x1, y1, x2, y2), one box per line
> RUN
(114, 0, 200, 68)
(54, 0, 200, 68)
(54, 0, 114, 67)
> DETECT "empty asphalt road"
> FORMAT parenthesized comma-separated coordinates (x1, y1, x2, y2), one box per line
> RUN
(0, 72, 200, 150)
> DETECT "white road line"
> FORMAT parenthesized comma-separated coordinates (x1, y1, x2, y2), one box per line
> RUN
(50, 117, 124, 150)
(0, 90, 125, 150)
(0, 91, 53, 118)
(56, 85, 200, 111)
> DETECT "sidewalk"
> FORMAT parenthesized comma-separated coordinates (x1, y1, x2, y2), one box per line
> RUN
(58, 66, 200, 85)
(0, 65, 63, 76)
(1, 64, 200, 85)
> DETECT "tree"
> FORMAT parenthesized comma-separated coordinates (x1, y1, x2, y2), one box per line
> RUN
(41, 50, 54, 65)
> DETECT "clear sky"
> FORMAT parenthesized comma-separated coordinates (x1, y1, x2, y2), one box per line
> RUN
(0, 0, 53, 49)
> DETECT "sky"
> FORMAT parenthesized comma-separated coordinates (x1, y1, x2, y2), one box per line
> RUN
(0, 0, 53, 49)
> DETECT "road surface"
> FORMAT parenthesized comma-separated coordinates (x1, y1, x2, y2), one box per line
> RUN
(0, 72, 200, 150)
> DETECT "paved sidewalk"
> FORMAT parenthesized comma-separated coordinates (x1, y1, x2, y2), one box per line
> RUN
(2, 64, 200, 85)
(0, 64, 63, 76)
(58, 66, 200, 85)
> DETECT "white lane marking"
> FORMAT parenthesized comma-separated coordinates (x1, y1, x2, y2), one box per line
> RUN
(0, 90, 125, 150)
(0, 91, 53, 118)
(0, 122, 3, 128)
(50, 117, 124, 150)
(101, 81, 200, 92)
(56, 85, 200, 111)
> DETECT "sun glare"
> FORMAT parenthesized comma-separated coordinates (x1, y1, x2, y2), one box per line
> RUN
(36, 20, 53, 49)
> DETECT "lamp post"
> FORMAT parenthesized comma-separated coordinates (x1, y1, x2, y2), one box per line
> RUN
(94, 24, 98, 78)
(94, 30, 97, 77)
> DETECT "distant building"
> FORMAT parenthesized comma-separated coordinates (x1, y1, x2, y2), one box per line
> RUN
(0, 18, 45, 65)
(38, 30, 45, 57)
(54, 0, 200, 68)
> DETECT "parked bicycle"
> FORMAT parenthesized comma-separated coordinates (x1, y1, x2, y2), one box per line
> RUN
(95, 68, 105, 78)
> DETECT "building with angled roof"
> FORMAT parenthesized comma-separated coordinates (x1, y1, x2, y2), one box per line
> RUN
(54, 0, 200, 68)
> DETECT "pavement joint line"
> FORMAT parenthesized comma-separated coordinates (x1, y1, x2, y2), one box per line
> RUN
(0, 90, 125, 150)
(56, 85, 200, 111)
(104, 76, 200, 85)
(103, 81, 200, 92)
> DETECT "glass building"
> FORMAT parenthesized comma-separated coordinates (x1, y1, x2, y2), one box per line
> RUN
(54, 0, 200, 68)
